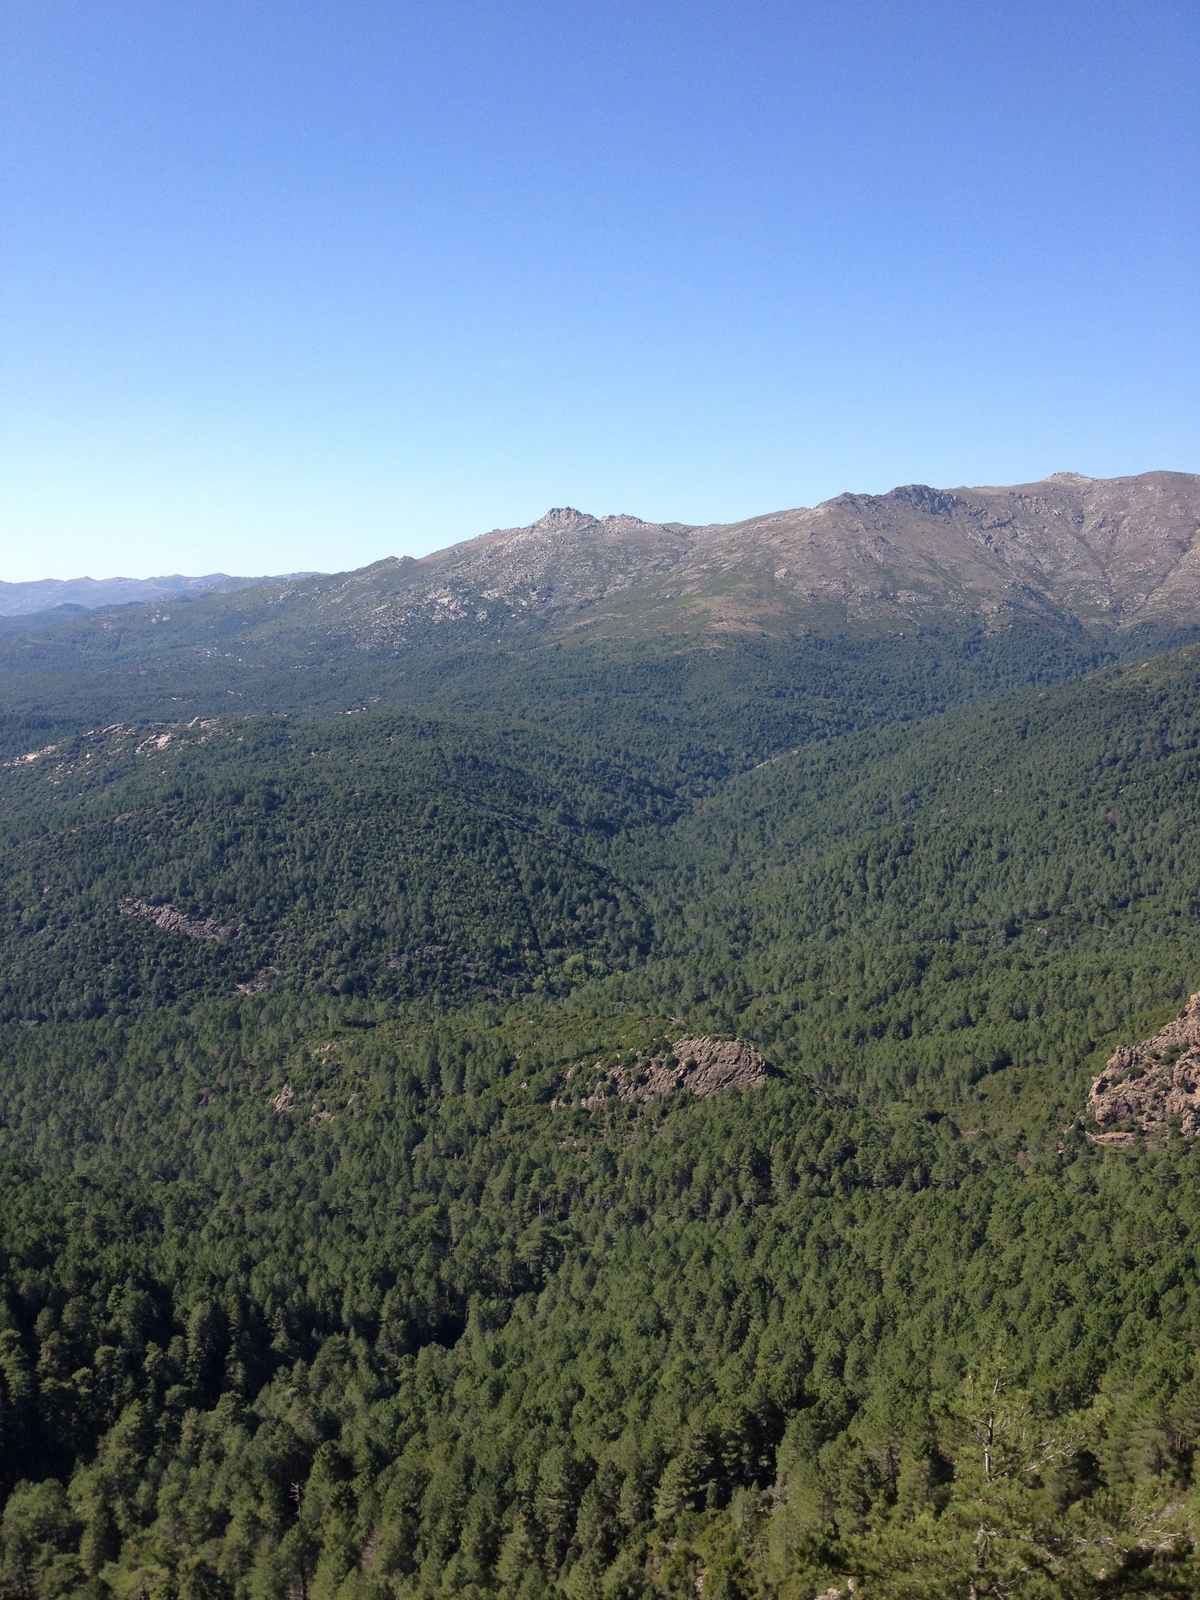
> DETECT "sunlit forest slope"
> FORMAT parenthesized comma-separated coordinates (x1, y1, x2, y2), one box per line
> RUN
(5, 549, 1200, 1597)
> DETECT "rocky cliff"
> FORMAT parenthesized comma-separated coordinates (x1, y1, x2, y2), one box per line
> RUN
(1086, 992, 1200, 1143)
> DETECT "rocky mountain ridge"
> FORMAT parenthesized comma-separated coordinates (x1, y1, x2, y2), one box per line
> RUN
(226, 469, 1200, 652)
(248, 509, 698, 654)
(425, 506, 695, 609)
(585, 469, 1200, 638)
(6, 472, 1200, 693)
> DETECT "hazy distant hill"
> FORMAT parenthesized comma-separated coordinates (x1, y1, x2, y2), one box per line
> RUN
(0, 602, 88, 638)
(0, 569, 315, 616)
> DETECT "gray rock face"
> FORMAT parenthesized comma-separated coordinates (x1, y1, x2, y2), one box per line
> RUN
(118, 898, 235, 942)
(1086, 992, 1200, 1143)
(582, 1036, 772, 1108)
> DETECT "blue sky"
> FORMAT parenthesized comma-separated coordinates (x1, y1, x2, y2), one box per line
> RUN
(1, 1, 1197, 580)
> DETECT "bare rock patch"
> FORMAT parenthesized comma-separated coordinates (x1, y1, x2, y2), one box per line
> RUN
(580, 1036, 771, 1109)
(119, 898, 235, 942)
(1086, 992, 1200, 1142)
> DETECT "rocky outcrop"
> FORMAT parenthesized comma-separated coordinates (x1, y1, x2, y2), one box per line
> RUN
(1086, 993, 1200, 1143)
(581, 1036, 771, 1109)
(119, 899, 234, 941)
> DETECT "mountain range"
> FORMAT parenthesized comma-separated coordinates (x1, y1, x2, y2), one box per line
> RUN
(0, 570, 313, 617)
(8, 469, 1200, 656)
(404, 468, 1200, 642)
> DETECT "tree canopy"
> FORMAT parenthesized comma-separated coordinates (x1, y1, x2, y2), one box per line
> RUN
(4, 625, 1200, 1596)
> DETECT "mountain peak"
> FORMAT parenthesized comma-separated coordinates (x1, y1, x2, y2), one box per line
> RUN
(525, 507, 610, 536)
(537, 506, 593, 525)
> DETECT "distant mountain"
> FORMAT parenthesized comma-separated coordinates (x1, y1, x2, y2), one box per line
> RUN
(110, 469, 1199, 655)
(5, 473, 1198, 650)
(0, 570, 316, 616)
(5, 470, 1200, 767)
(611, 469, 1200, 636)
(273, 470, 1200, 649)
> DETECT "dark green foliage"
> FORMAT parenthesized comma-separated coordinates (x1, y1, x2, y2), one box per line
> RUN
(0, 593, 1154, 773)
(623, 650, 1200, 1123)
(5, 626, 1200, 1594)
(0, 712, 661, 1020)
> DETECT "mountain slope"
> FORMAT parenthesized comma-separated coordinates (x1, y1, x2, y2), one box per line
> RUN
(617, 645, 1200, 1128)
(0, 710, 664, 1021)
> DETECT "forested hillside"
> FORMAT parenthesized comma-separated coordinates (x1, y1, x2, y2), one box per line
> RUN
(0, 712, 663, 1020)
(6, 549, 1200, 1595)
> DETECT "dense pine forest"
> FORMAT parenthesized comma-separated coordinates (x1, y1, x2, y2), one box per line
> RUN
(6, 575, 1200, 1598)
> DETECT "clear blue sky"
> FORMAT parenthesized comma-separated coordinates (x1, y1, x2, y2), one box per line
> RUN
(1, 1, 1197, 580)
